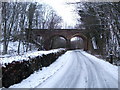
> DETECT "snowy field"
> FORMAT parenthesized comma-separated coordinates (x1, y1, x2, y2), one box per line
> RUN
(0, 41, 38, 57)
(9, 50, 118, 88)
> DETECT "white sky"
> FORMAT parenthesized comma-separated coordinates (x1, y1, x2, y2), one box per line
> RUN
(36, 0, 81, 28)
(71, 37, 83, 41)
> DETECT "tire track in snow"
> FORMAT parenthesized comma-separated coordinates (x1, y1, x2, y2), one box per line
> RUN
(79, 51, 118, 88)
(76, 51, 95, 88)
(78, 52, 108, 88)
(36, 50, 118, 88)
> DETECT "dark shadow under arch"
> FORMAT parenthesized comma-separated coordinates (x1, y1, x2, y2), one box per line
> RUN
(49, 35, 67, 49)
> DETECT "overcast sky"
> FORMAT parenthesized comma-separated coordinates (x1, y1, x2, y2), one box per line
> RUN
(36, 0, 81, 28)
(2, 0, 119, 28)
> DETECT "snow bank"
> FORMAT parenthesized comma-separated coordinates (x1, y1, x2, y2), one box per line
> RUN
(0, 48, 65, 67)
(9, 51, 69, 88)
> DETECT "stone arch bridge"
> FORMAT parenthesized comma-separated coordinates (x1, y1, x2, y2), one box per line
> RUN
(26, 29, 92, 51)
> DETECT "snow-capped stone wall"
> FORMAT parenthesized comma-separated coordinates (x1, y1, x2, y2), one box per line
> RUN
(2, 49, 66, 88)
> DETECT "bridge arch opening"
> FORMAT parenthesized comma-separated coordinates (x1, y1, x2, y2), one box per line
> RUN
(70, 34, 88, 50)
(50, 35, 67, 49)
(70, 36, 84, 50)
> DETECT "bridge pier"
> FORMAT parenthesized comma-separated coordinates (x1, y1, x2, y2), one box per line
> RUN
(44, 39, 50, 50)
(66, 39, 71, 49)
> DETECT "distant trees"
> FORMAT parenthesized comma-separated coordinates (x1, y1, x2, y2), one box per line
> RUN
(29, 3, 62, 51)
(2, 2, 29, 54)
(75, 2, 120, 60)
(1, 2, 62, 55)
(32, 3, 62, 29)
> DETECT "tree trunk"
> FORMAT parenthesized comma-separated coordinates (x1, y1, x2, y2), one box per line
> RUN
(3, 3, 7, 55)
(0, 2, 2, 55)
(17, 39, 21, 55)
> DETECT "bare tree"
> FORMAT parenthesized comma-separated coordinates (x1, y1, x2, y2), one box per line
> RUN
(1, 2, 62, 55)
(76, 2, 120, 60)
(2, 2, 8, 54)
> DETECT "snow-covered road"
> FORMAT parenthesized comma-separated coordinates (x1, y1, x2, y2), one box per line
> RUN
(36, 50, 118, 88)
(10, 50, 118, 88)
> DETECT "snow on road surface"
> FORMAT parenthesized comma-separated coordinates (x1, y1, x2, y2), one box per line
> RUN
(10, 50, 118, 88)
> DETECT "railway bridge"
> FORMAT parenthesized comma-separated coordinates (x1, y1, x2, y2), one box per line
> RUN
(26, 29, 92, 51)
